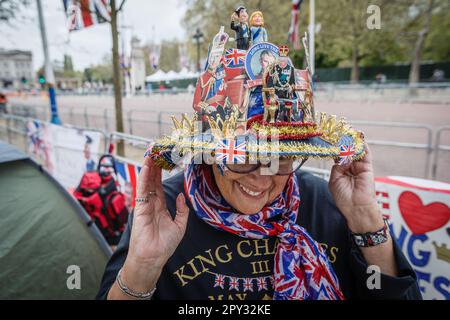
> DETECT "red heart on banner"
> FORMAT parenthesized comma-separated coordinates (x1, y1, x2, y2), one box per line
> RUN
(398, 191, 450, 235)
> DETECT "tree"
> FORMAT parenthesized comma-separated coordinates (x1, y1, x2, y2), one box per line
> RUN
(315, 0, 403, 83)
(397, 0, 449, 83)
(422, 5, 450, 62)
(183, 0, 292, 68)
(110, 0, 126, 156)
(158, 40, 182, 72)
(0, 0, 30, 23)
(83, 55, 114, 83)
(64, 54, 74, 73)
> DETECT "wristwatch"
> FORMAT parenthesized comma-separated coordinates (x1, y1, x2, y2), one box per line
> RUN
(351, 218, 390, 248)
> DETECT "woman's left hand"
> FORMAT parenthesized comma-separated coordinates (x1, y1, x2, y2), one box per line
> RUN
(328, 143, 384, 233)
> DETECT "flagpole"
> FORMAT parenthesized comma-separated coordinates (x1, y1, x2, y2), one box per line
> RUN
(309, 0, 315, 76)
(36, 0, 61, 124)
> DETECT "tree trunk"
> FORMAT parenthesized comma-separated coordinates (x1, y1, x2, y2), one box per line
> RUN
(409, 0, 434, 85)
(111, 0, 125, 156)
(350, 42, 359, 84)
(409, 30, 426, 84)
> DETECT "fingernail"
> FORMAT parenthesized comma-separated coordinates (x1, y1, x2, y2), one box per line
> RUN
(177, 193, 185, 206)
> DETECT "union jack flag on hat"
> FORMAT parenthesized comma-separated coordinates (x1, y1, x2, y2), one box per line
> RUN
(215, 138, 247, 164)
(338, 136, 356, 166)
(224, 48, 246, 68)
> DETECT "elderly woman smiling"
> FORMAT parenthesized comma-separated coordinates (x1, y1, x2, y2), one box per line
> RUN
(97, 32, 421, 301)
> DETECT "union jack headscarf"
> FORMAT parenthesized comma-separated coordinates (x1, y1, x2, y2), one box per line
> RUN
(184, 164, 345, 300)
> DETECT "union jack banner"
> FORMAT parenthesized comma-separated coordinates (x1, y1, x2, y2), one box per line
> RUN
(338, 143, 355, 166)
(376, 188, 391, 219)
(63, 0, 110, 32)
(215, 138, 247, 164)
(214, 274, 225, 289)
(224, 48, 246, 68)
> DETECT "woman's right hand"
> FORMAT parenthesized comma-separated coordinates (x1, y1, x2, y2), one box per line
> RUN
(109, 157, 189, 298)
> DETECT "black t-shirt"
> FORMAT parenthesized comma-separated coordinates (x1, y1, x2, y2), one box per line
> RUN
(96, 170, 422, 300)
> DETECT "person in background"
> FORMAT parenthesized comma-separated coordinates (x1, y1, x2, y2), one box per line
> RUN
(431, 69, 445, 82)
(84, 135, 96, 172)
(0, 92, 7, 114)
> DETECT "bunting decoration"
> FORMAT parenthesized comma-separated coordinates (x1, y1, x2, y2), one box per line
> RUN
(63, 0, 110, 32)
(288, 0, 304, 50)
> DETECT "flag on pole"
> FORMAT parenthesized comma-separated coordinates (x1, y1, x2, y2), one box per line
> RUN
(63, 0, 111, 32)
(288, 0, 304, 50)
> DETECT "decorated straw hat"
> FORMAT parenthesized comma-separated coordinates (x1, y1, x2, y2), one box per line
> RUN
(147, 29, 365, 170)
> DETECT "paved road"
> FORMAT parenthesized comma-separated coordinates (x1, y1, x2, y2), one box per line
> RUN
(8, 93, 450, 182)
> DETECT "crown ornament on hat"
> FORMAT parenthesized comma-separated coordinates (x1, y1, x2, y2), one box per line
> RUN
(148, 22, 366, 170)
(278, 45, 289, 57)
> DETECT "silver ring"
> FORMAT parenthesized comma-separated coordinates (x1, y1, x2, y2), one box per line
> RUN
(148, 191, 157, 196)
(135, 197, 149, 203)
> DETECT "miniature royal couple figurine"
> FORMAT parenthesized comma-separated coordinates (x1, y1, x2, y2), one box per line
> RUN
(230, 6, 268, 50)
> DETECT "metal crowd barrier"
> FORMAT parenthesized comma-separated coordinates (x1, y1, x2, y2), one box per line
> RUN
(351, 120, 434, 178)
(108, 131, 153, 149)
(432, 126, 450, 180)
(1, 112, 449, 182)
(0, 113, 109, 156)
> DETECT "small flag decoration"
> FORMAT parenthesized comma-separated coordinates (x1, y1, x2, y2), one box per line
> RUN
(215, 138, 247, 164)
(288, 0, 304, 50)
(63, 0, 110, 32)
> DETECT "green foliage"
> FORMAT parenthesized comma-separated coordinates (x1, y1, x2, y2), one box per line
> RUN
(423, 5, 450, 62)
(158, 40, 181, 72)
(83, 54, 114, 83)
(181, 0, 450, 74)
(0, 0, 30, 23)
(63, 55, 74, 73)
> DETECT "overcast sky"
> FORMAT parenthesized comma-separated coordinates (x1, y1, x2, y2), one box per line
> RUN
(1, 0, 187, 71)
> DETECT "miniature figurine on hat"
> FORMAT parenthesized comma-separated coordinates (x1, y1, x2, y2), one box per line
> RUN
(249, 11, 268, 45)
(230, 6, 251, 50)
(263, 45, 297, 122)
(150, 30, 365, 172)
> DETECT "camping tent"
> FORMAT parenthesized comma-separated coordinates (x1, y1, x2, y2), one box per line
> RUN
(0, 141, 112, 299)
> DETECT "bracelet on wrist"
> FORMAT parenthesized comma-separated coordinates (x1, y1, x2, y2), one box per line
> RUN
(116, 268, 156, 300)
(351, 218, 390, 248)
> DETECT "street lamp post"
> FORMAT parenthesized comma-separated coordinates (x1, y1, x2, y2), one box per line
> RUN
(36, 0, 61, 124)
(309, 0, 315, 76)
(192, 28, 204, 72)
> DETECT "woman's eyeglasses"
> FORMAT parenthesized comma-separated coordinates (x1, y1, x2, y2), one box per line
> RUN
(224, 158, 307, 175)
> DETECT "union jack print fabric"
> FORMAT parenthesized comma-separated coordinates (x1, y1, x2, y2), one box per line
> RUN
(184, 164, 344, 300)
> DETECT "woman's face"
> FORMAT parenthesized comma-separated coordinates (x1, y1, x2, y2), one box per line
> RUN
(212, 165, 290, 215)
